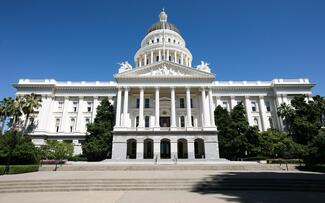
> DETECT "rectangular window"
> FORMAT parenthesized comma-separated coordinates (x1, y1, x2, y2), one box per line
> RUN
(72, 102, 78, 112)
(58, 101, 63, 112)
(145, 98, 150, 108)
(55, 118, 61, 132)
(87, 102, 93, 112)
(265, 101, 271, 112)
(180, 116, 185, 128)
(222, 101, 228, 110)
(136, 98, 140, 108)
(70, 118, 76, 132)
(180, 98, 185, 108)
(251, 101, 257, 112)
(191, 116, 194, 127)
(136, 116, 139, 127)
(190, 98, 193, 108)
(145, 116, 150, 128)
(85, 117, 90, 125)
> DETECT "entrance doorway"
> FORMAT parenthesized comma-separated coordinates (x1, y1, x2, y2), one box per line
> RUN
(126, 139, 137, 159)
(160, 139, 171, 159)
(194, 138, 205, 159)
(177, 139, 188, 159)
(143, 139, 154, 159)
(160, 117, 170, 127)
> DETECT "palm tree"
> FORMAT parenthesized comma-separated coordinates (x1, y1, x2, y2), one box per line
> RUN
(22, 94, 42, 133)
(9, 96, 25, 130)
(0, 97, 15, 134)
(277, 103, 295, 134)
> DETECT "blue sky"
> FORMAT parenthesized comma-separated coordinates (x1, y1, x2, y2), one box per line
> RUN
(0, 0, 324, 99)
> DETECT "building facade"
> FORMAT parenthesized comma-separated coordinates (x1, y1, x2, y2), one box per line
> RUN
(14, 10, 314, 160)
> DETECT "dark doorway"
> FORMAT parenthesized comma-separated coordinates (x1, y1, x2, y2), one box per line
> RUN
(177, 139, 188, 159)
(160, 117, 170, 127)
(194, 138, 205, 159)
(160, 139, 171, 159)
(143, 139, 154, 159)
(126, 139, 137, 159)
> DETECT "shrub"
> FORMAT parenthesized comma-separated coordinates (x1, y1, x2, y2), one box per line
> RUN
(242, 156, 270, 161)
(303, 130, 325, 165)
(41, 140, 74, 160)
(0, 165, 5, 175)
(8, 165, 39, 174)
(40, 160, 66, 165)
(267, 159, 303, 164)
(0, 131, 39, 165)
(68, 155, 87, 162)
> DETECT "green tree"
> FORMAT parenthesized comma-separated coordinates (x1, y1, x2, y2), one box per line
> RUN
(82, 98, 115, 161)
(258, 129, 304, 159)
(304, 130, 325, 165)
(21, 94, 42, 134)
(45, 140, 74, 160)
(215, 103, 259, 160)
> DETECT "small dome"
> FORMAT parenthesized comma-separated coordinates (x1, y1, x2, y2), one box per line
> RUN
(147, 21, 180, 35)
(147, 10, 180, 35)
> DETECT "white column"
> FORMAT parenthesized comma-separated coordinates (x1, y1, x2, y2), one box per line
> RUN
(244, 96, 252, 126)
(154, 141, 160, 160)
(159, 50, 161, 61)
(167, 49, 170, 61)
(136, 140, 144, 159)
(229, 96, 236, 110)
(259, 96, 268, 131)
(61, 96, 69, 132)
(38, 95, 51, 131)
(139, 57, 142, 67)
(186, 87, 192, 128)
(185, 57, 189, 66)
(155, 87, 160, 128)
(150, 51, 153, 64)
(189, 59, 192, 67)
(115, 88, 122, 127)
(181, 53, 184, 65)
(92, 96, 99, 122)
(76, 96, 84, 132)
(47, 96, 55, 132)
(138, 87, 145, 128)
(208, 88, 215, 127)
(188, 140, 195, 160)
(201, 88, 208, 127)
(144, 54, 147, 66)
(123, 87, 129, 127)
(174, 51, 177, 63)
(170, 87, 176, 128)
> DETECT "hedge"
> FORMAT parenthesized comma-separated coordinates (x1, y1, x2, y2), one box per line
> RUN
(0, 165, 5, 175)
(7, 165, 39, 174)
(267, 159, 303, 164)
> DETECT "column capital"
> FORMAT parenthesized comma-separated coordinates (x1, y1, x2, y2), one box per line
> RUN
(199, 87, 206, 91)
(155, 86, 160, 90)
(244, 95, 250, 99)
(123, 86, 129, 91)
(170, 86, 175, 90)
(258, 95, 265, 100)
(78, 96, 84, 99)
(230, 95, 235, 99)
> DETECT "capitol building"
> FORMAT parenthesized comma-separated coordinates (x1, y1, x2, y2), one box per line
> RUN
(14, 10, 314, 161)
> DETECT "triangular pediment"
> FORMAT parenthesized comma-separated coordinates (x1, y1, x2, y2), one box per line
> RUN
(114, 61, 215, 81)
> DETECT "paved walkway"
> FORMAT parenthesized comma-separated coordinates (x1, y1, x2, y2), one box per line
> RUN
(1, 170, 325, 202)
(1, 190, 325, 203)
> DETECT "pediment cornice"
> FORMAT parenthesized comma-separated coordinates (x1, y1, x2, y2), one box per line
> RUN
(114, 61, 215, 81)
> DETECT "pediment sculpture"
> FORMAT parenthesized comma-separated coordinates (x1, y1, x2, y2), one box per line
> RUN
(196, 61, 211, 73)
(118, 61, 133, 73)
(140, 65, 189, 77)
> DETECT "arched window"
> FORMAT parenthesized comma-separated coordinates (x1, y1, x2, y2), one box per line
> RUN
(156, 55, 159, 62)
(145, 116, 150, 128)
(180, 116, 185, 128)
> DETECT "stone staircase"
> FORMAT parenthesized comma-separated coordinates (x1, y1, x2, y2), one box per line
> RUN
(40, 163, 296, 171)
(1, 176, 325, 193)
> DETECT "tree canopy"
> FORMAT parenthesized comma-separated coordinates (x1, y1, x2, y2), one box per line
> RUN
(82, 98, 115, 161)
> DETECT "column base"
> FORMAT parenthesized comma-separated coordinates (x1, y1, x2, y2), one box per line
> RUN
(186, 127, 194, 131)
(153, 127, 161, 131)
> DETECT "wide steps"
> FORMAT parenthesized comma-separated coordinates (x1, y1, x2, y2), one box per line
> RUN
(1, 178, 325, 193)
